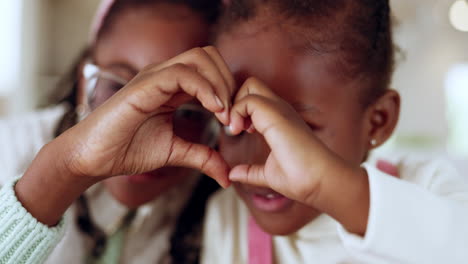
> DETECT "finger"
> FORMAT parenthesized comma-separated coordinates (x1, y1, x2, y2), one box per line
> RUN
(121, 63, 225, 118)
(229, 77, 283, 135)
(202, 46, 237, 125)
(229, 94, 314, 168)
(233, 77, 280, 104)
(149, 47, 232, 125)
(166, 137, 231, 188)
(202, 46, 236, 95)
(229, 94, 279, 137)
(229, 164, 269, 188)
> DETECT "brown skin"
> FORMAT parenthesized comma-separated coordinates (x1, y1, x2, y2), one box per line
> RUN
(93, 4, 212, 208)
(15, 5, 234, 226)
(14, 6, 399, 237)
(216, 16, 400, 235)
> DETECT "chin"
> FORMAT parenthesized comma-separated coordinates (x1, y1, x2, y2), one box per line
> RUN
(107, 186, 161, 209)
(102, 168, 191, 209)
(102, 176, 169, 209)
(256, 218, 304, 236)
(234, 184, 321, 236)
(251, 208, 320, 236)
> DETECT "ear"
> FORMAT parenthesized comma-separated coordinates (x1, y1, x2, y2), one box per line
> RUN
(364, 89, 400, 149)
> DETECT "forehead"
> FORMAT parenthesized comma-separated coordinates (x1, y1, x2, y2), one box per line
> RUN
(216, 21, 359, 111)
(94, 5, 209, 72)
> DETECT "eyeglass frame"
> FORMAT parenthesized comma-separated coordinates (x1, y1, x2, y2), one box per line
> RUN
(79, 61, 221, 146)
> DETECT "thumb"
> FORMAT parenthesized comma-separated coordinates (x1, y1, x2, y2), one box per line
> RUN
(229, 164, 269, 188)
(167, 138, 231, 188)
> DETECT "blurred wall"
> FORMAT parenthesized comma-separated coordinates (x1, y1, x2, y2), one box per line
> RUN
(391, 0, 468, 152)
(38, 0, 99, 108)
(0, 0, 99, 115)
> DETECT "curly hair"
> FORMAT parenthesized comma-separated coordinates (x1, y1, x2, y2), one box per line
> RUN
(98, 0, 221, 40)
(220, 0, 395, 106)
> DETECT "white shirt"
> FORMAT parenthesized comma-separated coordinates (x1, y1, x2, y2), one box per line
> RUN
(202, 156, 468, 264)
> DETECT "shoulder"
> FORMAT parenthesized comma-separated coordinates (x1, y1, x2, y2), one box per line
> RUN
(370, 152, 468, 195)
(399, 156, 468, 196)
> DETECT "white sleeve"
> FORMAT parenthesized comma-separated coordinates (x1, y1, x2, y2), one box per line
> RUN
(0, 178, 65, 263)
(338, 160, 468, 264)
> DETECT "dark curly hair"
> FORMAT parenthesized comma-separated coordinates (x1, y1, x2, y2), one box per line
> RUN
(100, 0, 220, 35)
(219, 0, 395, 106)
(51, 1, 221, 263)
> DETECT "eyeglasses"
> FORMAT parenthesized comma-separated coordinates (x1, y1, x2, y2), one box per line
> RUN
(82, 63, 128, 112)
(81, 62, 220, 146)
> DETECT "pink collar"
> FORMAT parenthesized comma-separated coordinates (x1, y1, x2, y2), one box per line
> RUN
(248, 215, 273, 264)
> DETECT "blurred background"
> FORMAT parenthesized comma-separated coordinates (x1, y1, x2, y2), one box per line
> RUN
(0, 0, 467, 173)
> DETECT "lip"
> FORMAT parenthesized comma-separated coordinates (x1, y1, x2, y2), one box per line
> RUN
(240, 185, 294, 213)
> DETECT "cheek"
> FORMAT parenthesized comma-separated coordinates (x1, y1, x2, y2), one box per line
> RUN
(219, 133, 270, 167)
(316, 119, 368, 165)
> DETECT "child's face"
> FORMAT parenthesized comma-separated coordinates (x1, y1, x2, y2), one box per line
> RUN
(216, 20, 372, 234)
(88, 4, 210, 208)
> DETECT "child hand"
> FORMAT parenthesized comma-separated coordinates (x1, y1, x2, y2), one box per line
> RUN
(227, 78, 371, 234)
(227, 77, 348, 205)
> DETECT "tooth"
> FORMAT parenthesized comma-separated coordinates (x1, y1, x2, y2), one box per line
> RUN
(266, 194, 276, 199)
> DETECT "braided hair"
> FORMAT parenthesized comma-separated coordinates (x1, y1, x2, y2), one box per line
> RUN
(51, 0, 221, 263)
(220, 0, 395, 107)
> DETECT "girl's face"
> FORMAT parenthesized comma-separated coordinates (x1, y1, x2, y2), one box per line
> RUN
(84, 4, 210, 208)
(216, 20, 372, 235)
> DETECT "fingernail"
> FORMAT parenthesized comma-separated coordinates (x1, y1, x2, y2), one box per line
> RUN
(224, 125, 234, 136)
(247, 124, 255, 134)
(223, 110, 230, 125)
(228, 173, 240, 181)
(229, 124, 236, 134)
(214, 95, 224, 110)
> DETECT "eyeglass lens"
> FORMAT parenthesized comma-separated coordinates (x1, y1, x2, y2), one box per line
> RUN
(87, 75, 220, 146)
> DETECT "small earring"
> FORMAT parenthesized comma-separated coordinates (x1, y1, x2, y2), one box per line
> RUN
(370, 139, 378, 147)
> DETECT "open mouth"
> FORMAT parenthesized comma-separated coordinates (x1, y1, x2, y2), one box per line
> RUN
(239, 185, 294, 213)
